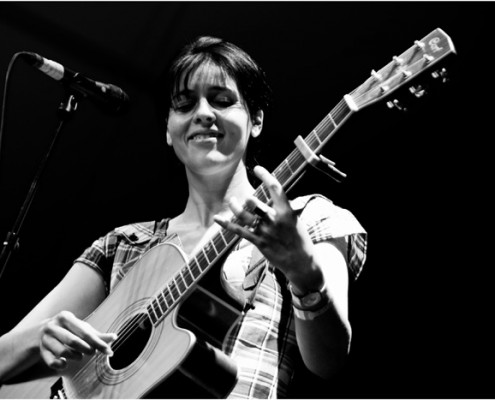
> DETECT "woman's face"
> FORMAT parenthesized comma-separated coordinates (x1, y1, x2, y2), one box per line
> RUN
(166, 62, 263, 178)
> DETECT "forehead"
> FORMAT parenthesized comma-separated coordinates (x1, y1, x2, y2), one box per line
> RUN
(177, 62, 239, 92)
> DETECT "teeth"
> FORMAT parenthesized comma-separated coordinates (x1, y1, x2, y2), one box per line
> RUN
(191, 133, 220, 141)
(193, 135, 213, 141)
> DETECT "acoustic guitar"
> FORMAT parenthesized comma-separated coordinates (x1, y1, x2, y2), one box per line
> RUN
(0, 27, 456, 399)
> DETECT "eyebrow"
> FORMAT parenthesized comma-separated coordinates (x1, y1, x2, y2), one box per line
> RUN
(174, 85, 234, 97)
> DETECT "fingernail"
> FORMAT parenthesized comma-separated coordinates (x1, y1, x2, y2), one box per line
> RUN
(213, 215, 225, 224)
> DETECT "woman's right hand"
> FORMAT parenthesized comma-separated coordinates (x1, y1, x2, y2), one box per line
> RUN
(39, 311, 117, 371)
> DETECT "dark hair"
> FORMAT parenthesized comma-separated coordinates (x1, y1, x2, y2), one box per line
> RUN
(157, 36, 272, 127)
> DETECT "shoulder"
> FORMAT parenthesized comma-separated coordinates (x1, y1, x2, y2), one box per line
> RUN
(112, 220, 159, 244)
(291, 194, 367, 280)
(291, 194, 366, 236)
(79, 218, 169, 257)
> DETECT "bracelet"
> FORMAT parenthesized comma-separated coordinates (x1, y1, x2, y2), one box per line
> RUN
(292, 300, 332, 320)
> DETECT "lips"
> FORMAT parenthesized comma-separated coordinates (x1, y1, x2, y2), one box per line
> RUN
(188, 130, 224, 142)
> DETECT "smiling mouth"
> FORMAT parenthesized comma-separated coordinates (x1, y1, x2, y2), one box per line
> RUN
(188, 131, 224, 142)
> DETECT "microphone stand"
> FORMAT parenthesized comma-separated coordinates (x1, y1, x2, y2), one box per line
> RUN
(0, 89, 80, 282)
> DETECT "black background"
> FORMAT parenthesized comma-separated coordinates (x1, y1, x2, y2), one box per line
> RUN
(0, 2, 493, 398)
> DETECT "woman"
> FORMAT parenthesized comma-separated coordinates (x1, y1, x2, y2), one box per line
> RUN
(0, 36, 367, 398)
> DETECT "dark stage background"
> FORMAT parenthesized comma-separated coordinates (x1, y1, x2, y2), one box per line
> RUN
(0, 2, 492, 398)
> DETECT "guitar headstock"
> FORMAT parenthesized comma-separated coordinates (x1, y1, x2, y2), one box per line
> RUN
(346, 28, 456, 111)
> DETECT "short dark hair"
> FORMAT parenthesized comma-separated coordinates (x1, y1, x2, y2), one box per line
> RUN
(157, 36, 272, 127)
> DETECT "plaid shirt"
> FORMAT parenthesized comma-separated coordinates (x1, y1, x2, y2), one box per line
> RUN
(75, 194, 367, 398)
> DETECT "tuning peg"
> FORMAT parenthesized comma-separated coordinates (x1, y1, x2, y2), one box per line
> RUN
(386, 99, 407, 111)
(423, 54, 434, 63)
(414, 40, 426, 50)
(431, 68, 449, 83)
(409, 84, 427, 98)
(401, 68, 412, 79)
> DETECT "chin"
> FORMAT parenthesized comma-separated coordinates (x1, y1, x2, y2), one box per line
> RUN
(192, 155, 241, 177)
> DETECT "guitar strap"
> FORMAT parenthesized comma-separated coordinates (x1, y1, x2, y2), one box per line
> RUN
(242, 246, 271, 312)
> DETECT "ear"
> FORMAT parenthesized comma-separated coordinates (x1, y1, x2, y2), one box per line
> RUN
(166, 130, 173, 146)
(250, 110, 264, 138)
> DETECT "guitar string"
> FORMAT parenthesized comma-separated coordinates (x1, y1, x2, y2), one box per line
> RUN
(61, 99, 362, 394)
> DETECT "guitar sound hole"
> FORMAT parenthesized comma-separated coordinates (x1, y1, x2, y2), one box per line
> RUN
(108, 312, 152, 370)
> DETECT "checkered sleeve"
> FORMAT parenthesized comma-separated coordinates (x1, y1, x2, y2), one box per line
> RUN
(74, 230, 121, 293)
(296, 194, 368, 280)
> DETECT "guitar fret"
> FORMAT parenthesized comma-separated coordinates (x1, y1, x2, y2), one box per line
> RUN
(191, 256, 202, 276)
(313, 115, 336, 145)
(167, 282, 178, 302)
(160, 289, 171, 308)
(196, 252, 210, 273)
(157, 291, 167, 312)
(210, 237, 221, 255)
(151, 299, 162, 319)
(206, 239, 219, 259)
(326, 112, 337, 128)
(279, 150, 305, 188)
(257, 185, 270, 203)
(311, 128, 323, 145)
(287, 149, 303, 172)
(218, 230, 229, 247)
(332, 102, 352, 126)
(171, 277, 179, 294)
(274, 166, 292, 188)
(201, 248, 211, 264)
(283, 158, 295, 174)
(175, 273, 187, 293)
(181, 265, 195, 286)
(147, 303, 159, 324)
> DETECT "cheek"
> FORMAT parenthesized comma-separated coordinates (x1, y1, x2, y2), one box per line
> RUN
(222, 110, 251, 140)
(166, 116, 185, 143)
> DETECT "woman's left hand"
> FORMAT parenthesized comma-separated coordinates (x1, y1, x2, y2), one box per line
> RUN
(213, 165, 323, 291)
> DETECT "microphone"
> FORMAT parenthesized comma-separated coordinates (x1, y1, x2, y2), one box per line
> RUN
(21, 52, 130, 114)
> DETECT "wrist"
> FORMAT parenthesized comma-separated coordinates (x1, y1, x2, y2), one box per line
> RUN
(286, 255, 332, 320)
(289, 281, 332, 320)
(285, 256, 324, 297)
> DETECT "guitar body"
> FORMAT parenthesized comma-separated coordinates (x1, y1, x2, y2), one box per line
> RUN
(0, 378, 56, 399)
(1, 242, 241, 399)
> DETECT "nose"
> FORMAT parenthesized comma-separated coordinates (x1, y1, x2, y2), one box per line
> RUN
(193, 98, 216, 125)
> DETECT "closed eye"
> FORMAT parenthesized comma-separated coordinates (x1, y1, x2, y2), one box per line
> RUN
(211, 96, 235, 108)
(172, 96, 195, 112)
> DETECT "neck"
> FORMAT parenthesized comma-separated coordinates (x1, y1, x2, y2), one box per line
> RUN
(179, 162, 255, 228)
